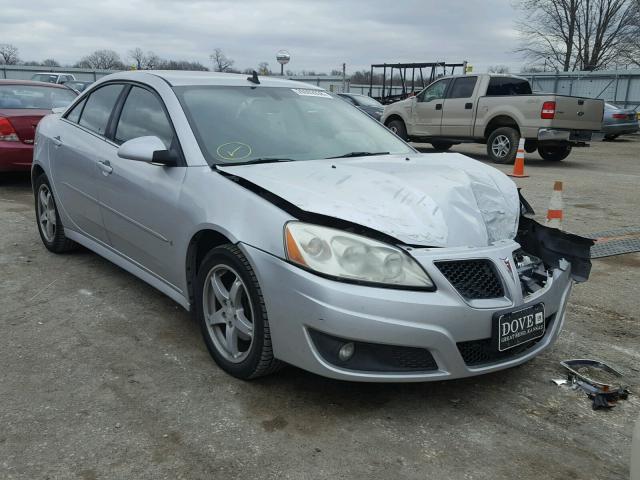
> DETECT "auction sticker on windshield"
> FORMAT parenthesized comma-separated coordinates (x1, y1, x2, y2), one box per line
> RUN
(216, 142, 252, 161)
(291, 88, 332, 98)
(494, 303, 545, 351)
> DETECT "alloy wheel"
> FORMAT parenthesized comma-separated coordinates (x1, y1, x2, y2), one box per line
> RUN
(491, 134, 511, 159)
(37, 184, 56, 243)
(202, 264, 255, 363)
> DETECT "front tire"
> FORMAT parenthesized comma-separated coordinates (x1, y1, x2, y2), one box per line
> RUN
(486, 127, 519, 164)
(34, 173, 77, 253)
(537, 144, 572, 161)
(386, 118, 408, 141)
(195, 244, 282, 380)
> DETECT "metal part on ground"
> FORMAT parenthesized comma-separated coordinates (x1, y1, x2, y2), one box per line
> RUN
(587, 226, 640, 258)
(560, 359, 630, 410)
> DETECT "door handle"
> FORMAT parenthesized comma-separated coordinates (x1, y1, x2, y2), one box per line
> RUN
(52, 135, 62, 147)
(435, 103, 442, 110)
(465, 102, 473, 109)
(98, 159, 113, 175)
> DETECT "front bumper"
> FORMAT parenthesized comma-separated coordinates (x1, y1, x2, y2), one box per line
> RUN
(242, 241, 574, 382)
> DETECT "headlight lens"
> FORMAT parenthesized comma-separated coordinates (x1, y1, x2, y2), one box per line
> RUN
(284, 222, 433, 288)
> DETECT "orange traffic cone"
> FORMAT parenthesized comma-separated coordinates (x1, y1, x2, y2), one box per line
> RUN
(508, 139, 529, 178)
(546, 181, 564, 229)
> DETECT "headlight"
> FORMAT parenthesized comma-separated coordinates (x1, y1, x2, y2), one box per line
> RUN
(284, 222, 434, 288)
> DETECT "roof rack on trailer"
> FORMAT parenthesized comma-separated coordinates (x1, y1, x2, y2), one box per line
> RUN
(368, 61, 468, 104)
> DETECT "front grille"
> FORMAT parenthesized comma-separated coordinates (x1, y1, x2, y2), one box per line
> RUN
(457, 315, 554, 366)
(436, 260, 504, 299)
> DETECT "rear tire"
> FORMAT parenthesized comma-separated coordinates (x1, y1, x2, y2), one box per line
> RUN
(195, 244, 283, 380)
(487, 127, 519, 164)
(34, 173, 77, 253)
(431, 142, 453, 152)
(386, 118, 408, 141)
(537, 144, 572, 161)
(604, 134, 619, 141)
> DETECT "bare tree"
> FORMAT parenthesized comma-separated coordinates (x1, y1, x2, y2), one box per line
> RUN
(258, 62, 271, 75)
(516, 0, 639, 71)
(0, 43, 20, 65)
(42, 58, 60, 67)
(210, 48, 234, 72)
(487, 65, 511, 73)
(76, 49, 124, 70)
(128, 48, 161, 69)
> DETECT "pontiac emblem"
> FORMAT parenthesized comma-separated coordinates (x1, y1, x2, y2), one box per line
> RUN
(501, 257, 513, 274)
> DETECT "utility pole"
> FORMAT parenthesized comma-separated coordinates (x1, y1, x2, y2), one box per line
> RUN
(342, 62, 346, 92)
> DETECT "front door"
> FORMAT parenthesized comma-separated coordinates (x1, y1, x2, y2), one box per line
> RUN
(441, 76, 478, 137)
(95, 85, 186, 285)
(411, 78, 451, 136)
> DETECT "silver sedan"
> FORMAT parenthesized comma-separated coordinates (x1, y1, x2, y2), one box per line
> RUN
(32, 71, 592, 381)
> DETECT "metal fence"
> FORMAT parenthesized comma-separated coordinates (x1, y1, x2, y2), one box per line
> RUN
(0, 64, 115, 82)
(519, 70, 640, 111)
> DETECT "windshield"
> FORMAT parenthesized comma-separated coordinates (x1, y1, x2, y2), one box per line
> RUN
(174, 85, 412, 165)
(0, 85, 77, 109)
(352, 95, 383, 108)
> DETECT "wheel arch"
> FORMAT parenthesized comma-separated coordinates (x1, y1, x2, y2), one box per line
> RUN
(31, 164, 46, 192)
(185, 228, 235, 307)
(484, 115, 520, 140)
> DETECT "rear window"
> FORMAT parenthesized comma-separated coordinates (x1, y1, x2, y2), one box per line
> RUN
(0, 84, 77, 109)
(486, 77, 532, 96)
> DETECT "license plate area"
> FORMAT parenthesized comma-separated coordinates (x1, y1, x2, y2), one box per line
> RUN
(494, 303, 545, 352)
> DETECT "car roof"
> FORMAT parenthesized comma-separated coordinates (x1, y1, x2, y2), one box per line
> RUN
(0, 79, 70, 89)
(95, 70, 325, 89)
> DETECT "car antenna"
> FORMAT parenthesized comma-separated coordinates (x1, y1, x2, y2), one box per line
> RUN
(247, 70, 260, 85)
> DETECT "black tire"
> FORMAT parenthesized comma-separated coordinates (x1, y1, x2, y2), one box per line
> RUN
(431, 142, 453, 152)
(386, 118, 408, 140)
(604, 134, 619, 141)
(537, 144, 572, 161)
(486, 127, 520, 164)
(33, 173, 77, 253)
(195, 244, 283, 380)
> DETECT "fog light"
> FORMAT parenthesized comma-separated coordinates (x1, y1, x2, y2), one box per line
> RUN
(338, 342, 355, 362)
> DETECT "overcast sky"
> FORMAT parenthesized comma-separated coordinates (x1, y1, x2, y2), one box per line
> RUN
(3, 0, 525, 73)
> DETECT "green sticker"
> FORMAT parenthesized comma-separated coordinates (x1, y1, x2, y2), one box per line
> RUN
(216, 142, 252, 161)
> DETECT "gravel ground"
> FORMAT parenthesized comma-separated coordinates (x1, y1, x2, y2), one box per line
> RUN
(1, 135, 639, 480)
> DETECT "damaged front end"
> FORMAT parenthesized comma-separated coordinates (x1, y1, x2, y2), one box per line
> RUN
(515, 215, 594, 283)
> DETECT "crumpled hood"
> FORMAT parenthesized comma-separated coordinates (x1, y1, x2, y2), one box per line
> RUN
(220, 153, 520, 247)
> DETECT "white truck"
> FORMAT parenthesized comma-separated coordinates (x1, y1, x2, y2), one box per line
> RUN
(381, 74, 604, 163)
(30, 72, 77, 85)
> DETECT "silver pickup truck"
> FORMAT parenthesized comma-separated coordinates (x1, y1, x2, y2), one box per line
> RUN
(381, 74, 604, 163)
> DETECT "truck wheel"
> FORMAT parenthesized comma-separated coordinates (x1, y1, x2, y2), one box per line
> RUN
(386, 119, 408, 141)
(431, 142, 452, 152)
(538, 145, 572, 161)
(487, 127, 519, 164)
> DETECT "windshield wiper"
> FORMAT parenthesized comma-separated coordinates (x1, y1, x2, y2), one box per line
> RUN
(221, 158, 295, 166)
(327, 151, 390, 159)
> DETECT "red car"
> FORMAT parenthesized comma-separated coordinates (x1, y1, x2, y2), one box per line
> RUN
(0, 80, 77, 172)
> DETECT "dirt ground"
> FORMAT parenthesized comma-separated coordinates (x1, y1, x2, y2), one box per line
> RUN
(1, 135, 639, 480)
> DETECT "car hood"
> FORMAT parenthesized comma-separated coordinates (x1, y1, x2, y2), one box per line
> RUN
(220, 153, 520, 247)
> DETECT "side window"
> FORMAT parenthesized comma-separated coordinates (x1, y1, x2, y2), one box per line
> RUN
(79, 84, 124, 136)
(114, 86, 174, 148)
(65, 98, 87, 123)
(447, 77, 477, 99)
(418, 79, 450, 103)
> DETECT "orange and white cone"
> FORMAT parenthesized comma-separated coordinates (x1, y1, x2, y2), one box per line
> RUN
(508, 138, 529, 178)
(546, 181, 564, 229)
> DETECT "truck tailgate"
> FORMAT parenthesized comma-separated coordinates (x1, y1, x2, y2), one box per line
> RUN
(552, 97, 604, 131)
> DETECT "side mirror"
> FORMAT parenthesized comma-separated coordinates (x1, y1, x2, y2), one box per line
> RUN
(52, 107, 66, 114)
(117, 136, 177, 166)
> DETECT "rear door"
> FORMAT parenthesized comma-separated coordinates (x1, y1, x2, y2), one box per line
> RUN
(49, 83, 125, 242)
(441, 76, 478, 136)
(411, 79, 451, 136)
(95, 84, 186, 284)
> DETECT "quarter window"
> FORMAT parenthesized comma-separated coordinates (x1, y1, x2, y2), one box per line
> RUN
(65, 98, 86, 123)
(115, 86, 174, 148)
(447, 77, 477, 99)
(79, 84, 124, 136)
